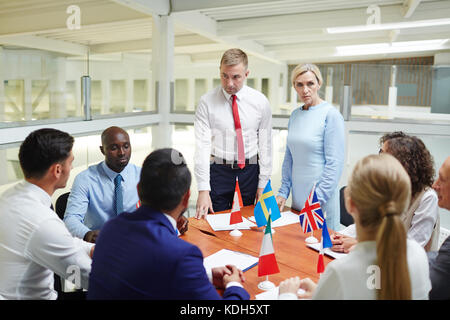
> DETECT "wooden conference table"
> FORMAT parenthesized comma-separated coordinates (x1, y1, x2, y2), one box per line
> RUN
(181, 205, 333, 299)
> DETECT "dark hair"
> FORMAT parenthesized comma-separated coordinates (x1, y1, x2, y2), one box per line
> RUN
(138, 148, 191, 212)
(384, 136, 435, 197)
(379, 131, 406, 145)
(19, 128, 74, 179)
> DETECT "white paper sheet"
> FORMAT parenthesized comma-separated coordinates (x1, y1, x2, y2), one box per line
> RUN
(203, 249, 258, 272)
(255, 286, 306, 300)
(206, 213, 256, 231)
(306, 242, 348, 259)
(248, 210, 299, 228)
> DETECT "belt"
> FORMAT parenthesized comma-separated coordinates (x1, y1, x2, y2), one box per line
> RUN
(210, 154, 258, 169)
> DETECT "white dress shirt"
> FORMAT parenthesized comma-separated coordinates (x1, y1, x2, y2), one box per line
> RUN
(340, 189, 439, 248)
(279, 240, 431, 300)
(0, 181, 94, 300)
(194, 85, 272, 191)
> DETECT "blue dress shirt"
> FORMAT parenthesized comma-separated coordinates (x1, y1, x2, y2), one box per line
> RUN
(277, 102, 345, 231)
(64, 161, 141, 239)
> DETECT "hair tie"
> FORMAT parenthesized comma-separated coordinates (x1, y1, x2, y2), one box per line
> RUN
(379, 201, 397, 218)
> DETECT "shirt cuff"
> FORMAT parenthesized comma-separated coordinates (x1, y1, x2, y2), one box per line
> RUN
(225, 281, 243, 289)
(278, 292, 298, 300)
(206, 269, 213, 283)
(197, 181, 211, 192)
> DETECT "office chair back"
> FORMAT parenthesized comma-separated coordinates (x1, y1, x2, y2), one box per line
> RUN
(55, 192, 70, 221)
(340, 186, 354, 227)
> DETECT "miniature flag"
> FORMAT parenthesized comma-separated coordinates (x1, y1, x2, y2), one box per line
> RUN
(230, 178, 244, 225)
(322, 219, 333, 249)
(317, 219, 332, 274)
(317, 236, 325, 274)
(258, 217, 280, 277)
(254, 180, 281, 227)
(299, 184, 325, 233)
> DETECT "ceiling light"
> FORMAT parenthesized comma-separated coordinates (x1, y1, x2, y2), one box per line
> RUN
(327, 18, 450, 34)
(335, 39, 449, 56)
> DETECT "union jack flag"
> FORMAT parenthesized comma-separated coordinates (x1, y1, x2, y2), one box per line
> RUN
(299, 184, 325, 233)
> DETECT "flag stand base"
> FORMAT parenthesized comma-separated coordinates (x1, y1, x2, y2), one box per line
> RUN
(305, 236, 318, 244)
(229, 229, 242, 237)
(257, 279, 275, 291)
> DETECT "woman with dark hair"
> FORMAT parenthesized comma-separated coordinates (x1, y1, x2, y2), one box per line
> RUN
(332, 132, 440, 252)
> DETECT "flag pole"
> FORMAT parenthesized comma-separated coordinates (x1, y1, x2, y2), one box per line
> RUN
(268, 209, 275, 234)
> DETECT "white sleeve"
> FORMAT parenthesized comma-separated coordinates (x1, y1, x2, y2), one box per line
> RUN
(340, 224, 356, 238)
(24, 218, 94, 290)
(408, 190, 439, 247)
(312, 263, 344, 300)
(257, 97, 273, 189)
(194, 98, 212, 191)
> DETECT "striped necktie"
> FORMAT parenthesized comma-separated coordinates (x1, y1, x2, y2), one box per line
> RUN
(114, 174, 124, 215)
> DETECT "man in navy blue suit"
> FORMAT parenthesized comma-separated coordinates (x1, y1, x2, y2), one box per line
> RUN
(87, 148, 250, 300)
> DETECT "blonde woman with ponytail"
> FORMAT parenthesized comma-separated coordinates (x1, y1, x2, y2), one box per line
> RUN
(279, 154, 431, 300)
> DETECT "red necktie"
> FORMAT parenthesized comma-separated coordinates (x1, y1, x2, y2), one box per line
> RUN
(231, 95, 245, 169)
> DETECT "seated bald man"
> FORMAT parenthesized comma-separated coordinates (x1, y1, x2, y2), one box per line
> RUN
(63, 126, 142, 243)
(428, 156, 450, 300)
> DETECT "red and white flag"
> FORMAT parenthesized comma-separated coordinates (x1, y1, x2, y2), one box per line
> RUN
(258, 216, 280, 277)
(229, 177, 244, 225)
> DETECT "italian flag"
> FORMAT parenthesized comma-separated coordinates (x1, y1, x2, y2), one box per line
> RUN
(258, 217, 280, 277)
(229, 177, 244, 225)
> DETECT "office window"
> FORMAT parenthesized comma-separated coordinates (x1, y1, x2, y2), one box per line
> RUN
(174, 79, 188, 111)
(194, 79, 207, 107)
(133, 79, 148, 112)
(110, 80, 126, 114)
(3, 80, 24, 122)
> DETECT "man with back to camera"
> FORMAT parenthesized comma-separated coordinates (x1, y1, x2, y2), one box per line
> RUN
(194, 48, 273, 219)
(64, 126, 188, 243)
(87, 148, 249, 300)
(428, 156, 450, 299)
(0, 128, 94, 300)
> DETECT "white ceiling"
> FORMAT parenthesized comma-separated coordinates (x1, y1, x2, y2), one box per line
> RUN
(0, 0, 449, 64)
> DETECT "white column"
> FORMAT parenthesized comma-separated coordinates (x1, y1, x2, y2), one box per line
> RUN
(24, 79, 32, 121)
(388, 65, 397, 119)
(325, 67, 334, 104)
(75, 78, 82, 117)
(0, 47, 4, 122)
(102, 78, 110, 115)
(0, 150, 7, 185)
(50, 57, 67, 119)
(151, 15, 174, 149)
(188, 77, 195, 111)
(126, 77, 133, 113)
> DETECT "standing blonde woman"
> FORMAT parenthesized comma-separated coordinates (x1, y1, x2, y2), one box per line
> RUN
(276, 63, 345, 231)
(279, 154, 431, 300)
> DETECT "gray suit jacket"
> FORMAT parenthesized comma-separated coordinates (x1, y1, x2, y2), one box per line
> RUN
(428, 236, 450, 300)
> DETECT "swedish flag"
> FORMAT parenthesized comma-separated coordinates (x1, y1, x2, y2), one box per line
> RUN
(253, 180, 281, 227)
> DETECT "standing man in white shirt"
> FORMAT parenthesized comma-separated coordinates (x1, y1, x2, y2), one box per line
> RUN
(0, 128, 94, 300)
(194, 48, 273, 218)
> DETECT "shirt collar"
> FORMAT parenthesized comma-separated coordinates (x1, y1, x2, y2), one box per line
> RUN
(163, 213, 178, 234)
(222, 86, 245, 102)
(23, 180, 52, 208)
(101, 161, 130, 182)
